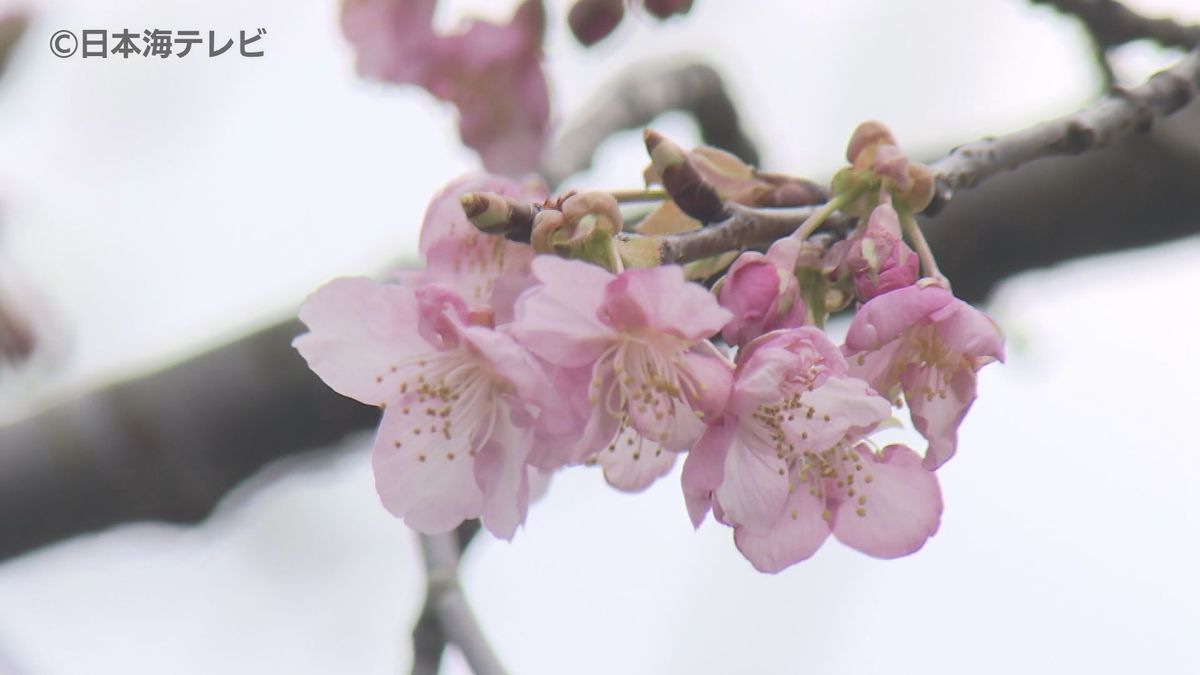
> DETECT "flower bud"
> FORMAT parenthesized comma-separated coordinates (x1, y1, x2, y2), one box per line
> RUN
(460, 191, 538, 241)
(900, 163, 935, 213)
(845, 204, 919, 301)
(531, 192, 624, 270)
(568, 0, 624, 46)
(846, 121, 897, 165)
(644, 129, 729, 222)
(716, 238, 806, 348)
(643, 0, 694, 19)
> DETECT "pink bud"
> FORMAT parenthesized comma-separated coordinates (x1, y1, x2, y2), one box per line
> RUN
(717, 238, 806, 348)
(845, 204, 918, 301)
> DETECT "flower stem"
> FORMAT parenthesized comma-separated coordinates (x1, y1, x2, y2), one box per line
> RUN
(788, 191, 856, 242)
(609, 188, 669, 203)
(898, 209, 949, 287)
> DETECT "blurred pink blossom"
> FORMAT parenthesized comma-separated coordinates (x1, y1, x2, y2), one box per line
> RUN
(341, 0, 550, 175)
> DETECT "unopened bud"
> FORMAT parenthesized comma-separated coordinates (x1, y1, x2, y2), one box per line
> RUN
(460, 192, 538, 242)
(568, 0, 624, 46)
(846, 121, 897, 164)
(643, 0, 694, 19)
(644, 129, 729, 222)
(900, 163, 935, 213)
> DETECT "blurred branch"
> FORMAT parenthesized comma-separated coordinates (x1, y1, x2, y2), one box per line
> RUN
(1032, 0, 1200, 89)
(411, 520, 481, 675)
(414, 528, 507, 675)
(0, 320, 378, 561)
(1033, 0, 1200, 52)
(540, 62, 758, 185)
(0, 10, 28, 80)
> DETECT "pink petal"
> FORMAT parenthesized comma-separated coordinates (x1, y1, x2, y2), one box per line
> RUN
(681, 421, 735, 527)
(600, 265, 732, 341)
(829, 444, 942, 558)
(843, 284, 955, 352)
(733, 487, 831, 573)
(714, 429, 789, 533)
(457, 323, 549, 406)
(512, 256, 615, 367)
(787, 376, 892, 455)
(682, 348, 733, 421)
(931, 298, 1006, 364)
(903, 364, 977, 470)
(473, 407, 534, 539)
(341, 0, 439, 85)
(594, 426, 677, 493)
(528, 365, 594, 468)
(293, 278, 425, 406)
(371, 400, 484, 533)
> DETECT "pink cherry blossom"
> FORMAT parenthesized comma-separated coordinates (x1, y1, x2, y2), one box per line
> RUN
(844, 281, 1005, 469)
(682, 327, 941, 572)
(341, 0, 549, 175)
(717, 237, 807, 348)
(293, 277, 551, 539)
(511, 256, 733, 470)
(732, 443, 942, 572)
(400, 173, 546, 324)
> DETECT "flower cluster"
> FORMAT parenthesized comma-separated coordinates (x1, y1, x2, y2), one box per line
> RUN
(295, 122, 1004, 572)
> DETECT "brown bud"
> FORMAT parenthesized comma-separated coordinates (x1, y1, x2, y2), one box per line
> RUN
(644, 129, 729, 222)
(750, 171, 830, 207)
(568, 0, 624, 46)
(460, 192, 539, 242)
(846, 121, 897, 164)
(643, 0, 694, 19)
(900, 163, 935, 213)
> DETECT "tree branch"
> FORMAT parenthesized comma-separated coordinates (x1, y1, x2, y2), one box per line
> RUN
(414, 529, 507, 675)
(540, 62, 759, 185)
(1032, 0, 1200, 53)
(925, 46, 1200, 214)
(648, 47, 1200, 260)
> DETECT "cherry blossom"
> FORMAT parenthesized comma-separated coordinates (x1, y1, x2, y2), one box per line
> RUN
(682, 327, 941, 571)
(844, 280, 1006, 469)
(511, 256, 733, 469)
(294, 277, 551, 539)
(400, 173, 546, 324)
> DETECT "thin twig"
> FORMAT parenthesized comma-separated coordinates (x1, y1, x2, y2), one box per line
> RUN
(411, 520, 482, 675)
(652, 47, 1200, 261)
(540, 62, 759, 185)
(1032, 0, 1200, 52)
(415, 529, 507, 675)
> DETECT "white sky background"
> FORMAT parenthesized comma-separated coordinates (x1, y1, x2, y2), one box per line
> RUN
(0, 0, 1197, 673)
